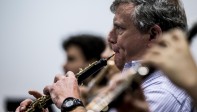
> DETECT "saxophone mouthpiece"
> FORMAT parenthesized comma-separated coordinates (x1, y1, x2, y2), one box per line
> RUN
(106, 54, 115, 60)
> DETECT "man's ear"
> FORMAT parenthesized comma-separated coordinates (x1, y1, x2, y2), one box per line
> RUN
(149, 25, 162, 41)
(147, 25, 162, 47)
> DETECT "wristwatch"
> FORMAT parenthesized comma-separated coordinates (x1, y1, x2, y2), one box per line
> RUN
(61, 97, 84, 112)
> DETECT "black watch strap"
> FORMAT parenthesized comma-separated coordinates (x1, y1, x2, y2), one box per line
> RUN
(61, 97, 84, 112)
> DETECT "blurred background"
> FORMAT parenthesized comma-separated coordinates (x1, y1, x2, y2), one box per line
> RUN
(0, 0, 197, 111)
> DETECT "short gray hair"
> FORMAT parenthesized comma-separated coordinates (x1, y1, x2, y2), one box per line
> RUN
(110, 0, 187, 33)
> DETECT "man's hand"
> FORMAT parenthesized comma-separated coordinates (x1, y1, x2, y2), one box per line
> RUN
(43, 71, 81, 109)
(15, 90, 48, 112)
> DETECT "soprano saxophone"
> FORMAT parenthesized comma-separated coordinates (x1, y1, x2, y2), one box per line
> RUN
(25, 54, 114, 112)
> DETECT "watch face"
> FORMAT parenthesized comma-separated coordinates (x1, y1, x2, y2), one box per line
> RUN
(62, 97, 84, 111)
(66, 100, 74, 107)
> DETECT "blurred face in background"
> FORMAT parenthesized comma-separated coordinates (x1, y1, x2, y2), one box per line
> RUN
(63, 45, 89, 74)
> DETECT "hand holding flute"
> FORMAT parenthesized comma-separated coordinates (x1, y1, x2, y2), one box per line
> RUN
(16, 55, 114, 112)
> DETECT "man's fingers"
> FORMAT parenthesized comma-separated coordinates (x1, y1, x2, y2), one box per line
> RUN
(159, 29, 187, 48)
(157, 33, 172, 48)
(142, 50, 163, 70)
(66, 71, 76, 78)
(19, 99, 33, 111)
(171, 29, 188, 45)
(170, 29, 186, 40)
(29, 90, 43, 99)
(15, 106, 20, 112)
(53, 72, 76, 83)
(143, 47, 161, 62)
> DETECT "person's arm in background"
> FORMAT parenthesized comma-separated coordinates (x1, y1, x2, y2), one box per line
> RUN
(143, 29, 197, 105)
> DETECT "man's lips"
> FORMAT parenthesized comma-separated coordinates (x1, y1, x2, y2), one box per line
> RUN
(112, 46, 120, 53)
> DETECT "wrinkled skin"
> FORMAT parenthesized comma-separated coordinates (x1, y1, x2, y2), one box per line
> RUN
(43, 71, 81, 108)
(108, 3, 152, 70)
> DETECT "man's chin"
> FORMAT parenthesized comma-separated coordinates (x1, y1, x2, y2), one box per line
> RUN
(114, 54, 125, 70)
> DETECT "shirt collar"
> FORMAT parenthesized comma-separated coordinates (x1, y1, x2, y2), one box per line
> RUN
(123, 60, 142, 71)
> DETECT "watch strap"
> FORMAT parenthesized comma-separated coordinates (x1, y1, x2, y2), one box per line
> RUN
(61, 97, 84, 112)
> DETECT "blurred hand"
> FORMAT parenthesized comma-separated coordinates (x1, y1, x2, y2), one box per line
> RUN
(143, 29, 197, 89)
(15, 90, 48, 112)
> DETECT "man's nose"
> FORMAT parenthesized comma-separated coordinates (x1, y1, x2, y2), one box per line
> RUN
(108, 29, 116, 44)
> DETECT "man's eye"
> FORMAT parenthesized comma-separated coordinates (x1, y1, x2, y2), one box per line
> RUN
(116, 26, 124, 35)
(67, 56, 75, 62)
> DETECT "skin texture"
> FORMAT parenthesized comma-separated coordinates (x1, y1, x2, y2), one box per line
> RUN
(43, 71, 81, 108)
(43, 71, 86, 112)
(108, 3, 151, 69)
(143, 29, 197, 105)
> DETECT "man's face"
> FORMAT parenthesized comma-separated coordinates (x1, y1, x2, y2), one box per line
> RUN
(63, 45, 88, 74)
(108, 3, 150, 70)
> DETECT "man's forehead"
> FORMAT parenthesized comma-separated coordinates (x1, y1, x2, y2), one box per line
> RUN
(114, 3, 135, 14)
(113, 3, 135, 23)
(114, 3, 134, 16)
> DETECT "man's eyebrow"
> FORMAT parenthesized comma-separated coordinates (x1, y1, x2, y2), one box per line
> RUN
(114, 22, 126, 28)
(113, 22, 120, 27)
